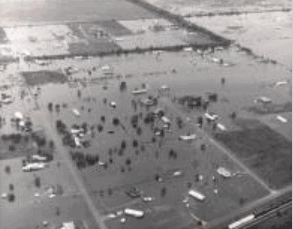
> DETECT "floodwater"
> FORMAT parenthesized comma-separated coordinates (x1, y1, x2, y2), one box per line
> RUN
(188, 11, 292, 68)
(0, 39, 291, 229)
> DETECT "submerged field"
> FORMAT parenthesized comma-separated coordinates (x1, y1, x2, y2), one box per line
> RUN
(214, 120, 292, 190)
(0, 44, 291, 228)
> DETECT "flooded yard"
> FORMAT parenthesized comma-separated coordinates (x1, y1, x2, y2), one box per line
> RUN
(0, 44, 290, 228)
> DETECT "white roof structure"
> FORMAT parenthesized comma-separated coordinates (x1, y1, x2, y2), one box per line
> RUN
(14, 112, 23, 120)
(217, 167, 232, 178)
(61, 222, 75, 229)
(188, 189, 206, 201)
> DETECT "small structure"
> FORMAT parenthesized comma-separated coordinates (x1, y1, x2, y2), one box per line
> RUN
(101, 65, 114, 75)
(188, 189, 206, 202)
(14, 112, 23, 120)
(132, 88, 148, 95)
(276, 115, 288, 123)
(254, 97, 272, 105)
(109, 101, 117, 108)
(205, 112, 219, 122)
(217, 167, 232, 178)
(140, 98, 154, 106)
(161, 116, 171, 128)
(217, 123, 226, 131)
(178, 96, 202, 108)
(152, 108, 164, 117)
(61, 221, 75, 229)
(72, 109, 81, 117)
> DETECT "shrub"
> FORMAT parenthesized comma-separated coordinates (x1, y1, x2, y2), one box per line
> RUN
(8, 193, 15, 202)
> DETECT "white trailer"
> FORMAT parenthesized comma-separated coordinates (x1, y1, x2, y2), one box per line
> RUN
(23, 163, 47, 172)
(228, 214, 255, 229)
(32, 155, 48, 161)
(276, 115, 288, 123)
(124, 208, 144, 218)
(132, 89, 148, 95)
(188, 189, 206, 202)
(179, 134, 197, 141)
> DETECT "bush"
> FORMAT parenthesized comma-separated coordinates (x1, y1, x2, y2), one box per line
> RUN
(112, 118, 120, 126)
(121, 140, 126, 149)
(34, 176, 41, 188)
(8, 145, 15, 151)
(8, 193, 15, 202)
(9, 184, 14, 191)
(5, 166, 11, 174)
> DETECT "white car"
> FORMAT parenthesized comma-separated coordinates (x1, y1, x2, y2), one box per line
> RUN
(172, 170, 184, 177)
(142, 197, 154, 202)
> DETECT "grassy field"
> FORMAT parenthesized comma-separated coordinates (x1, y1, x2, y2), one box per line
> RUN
(0, 0, 155, 25)
(214, 120, 292, 190)
(95, 20, 134, 37)
(21, 70, 68, 86)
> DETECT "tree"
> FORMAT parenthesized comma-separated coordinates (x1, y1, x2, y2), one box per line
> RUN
(161, 187, 167, 198)
(231, 112, 237, 119)
(5, 166, 11, 174)
(108, 188, 113, 196)
(49, 140, 55, 149)
(133, 139, 138, 148)
(8, 193, 15, 202)
(56, 184, 64, 195)
(125, 158, 131, 166)
(113, 118, 120, 126)
(136, 127, 142, 136)
(9, 184, 14, 191)
(121, 167, 125, 173)
(48, 103, 53, 112)
(97, 124, 104, 133)
(121, 140, 127, 149)
(34, 176, 41, 188)
(100, 116, 106, 123)
(140, 145, 145, 152)
(8, 145, 15, 151)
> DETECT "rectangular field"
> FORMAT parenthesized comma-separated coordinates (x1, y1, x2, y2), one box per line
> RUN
(0, 0, 155, 25)
(21, 70, 68, 86)
(214, 121, 292, 190)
